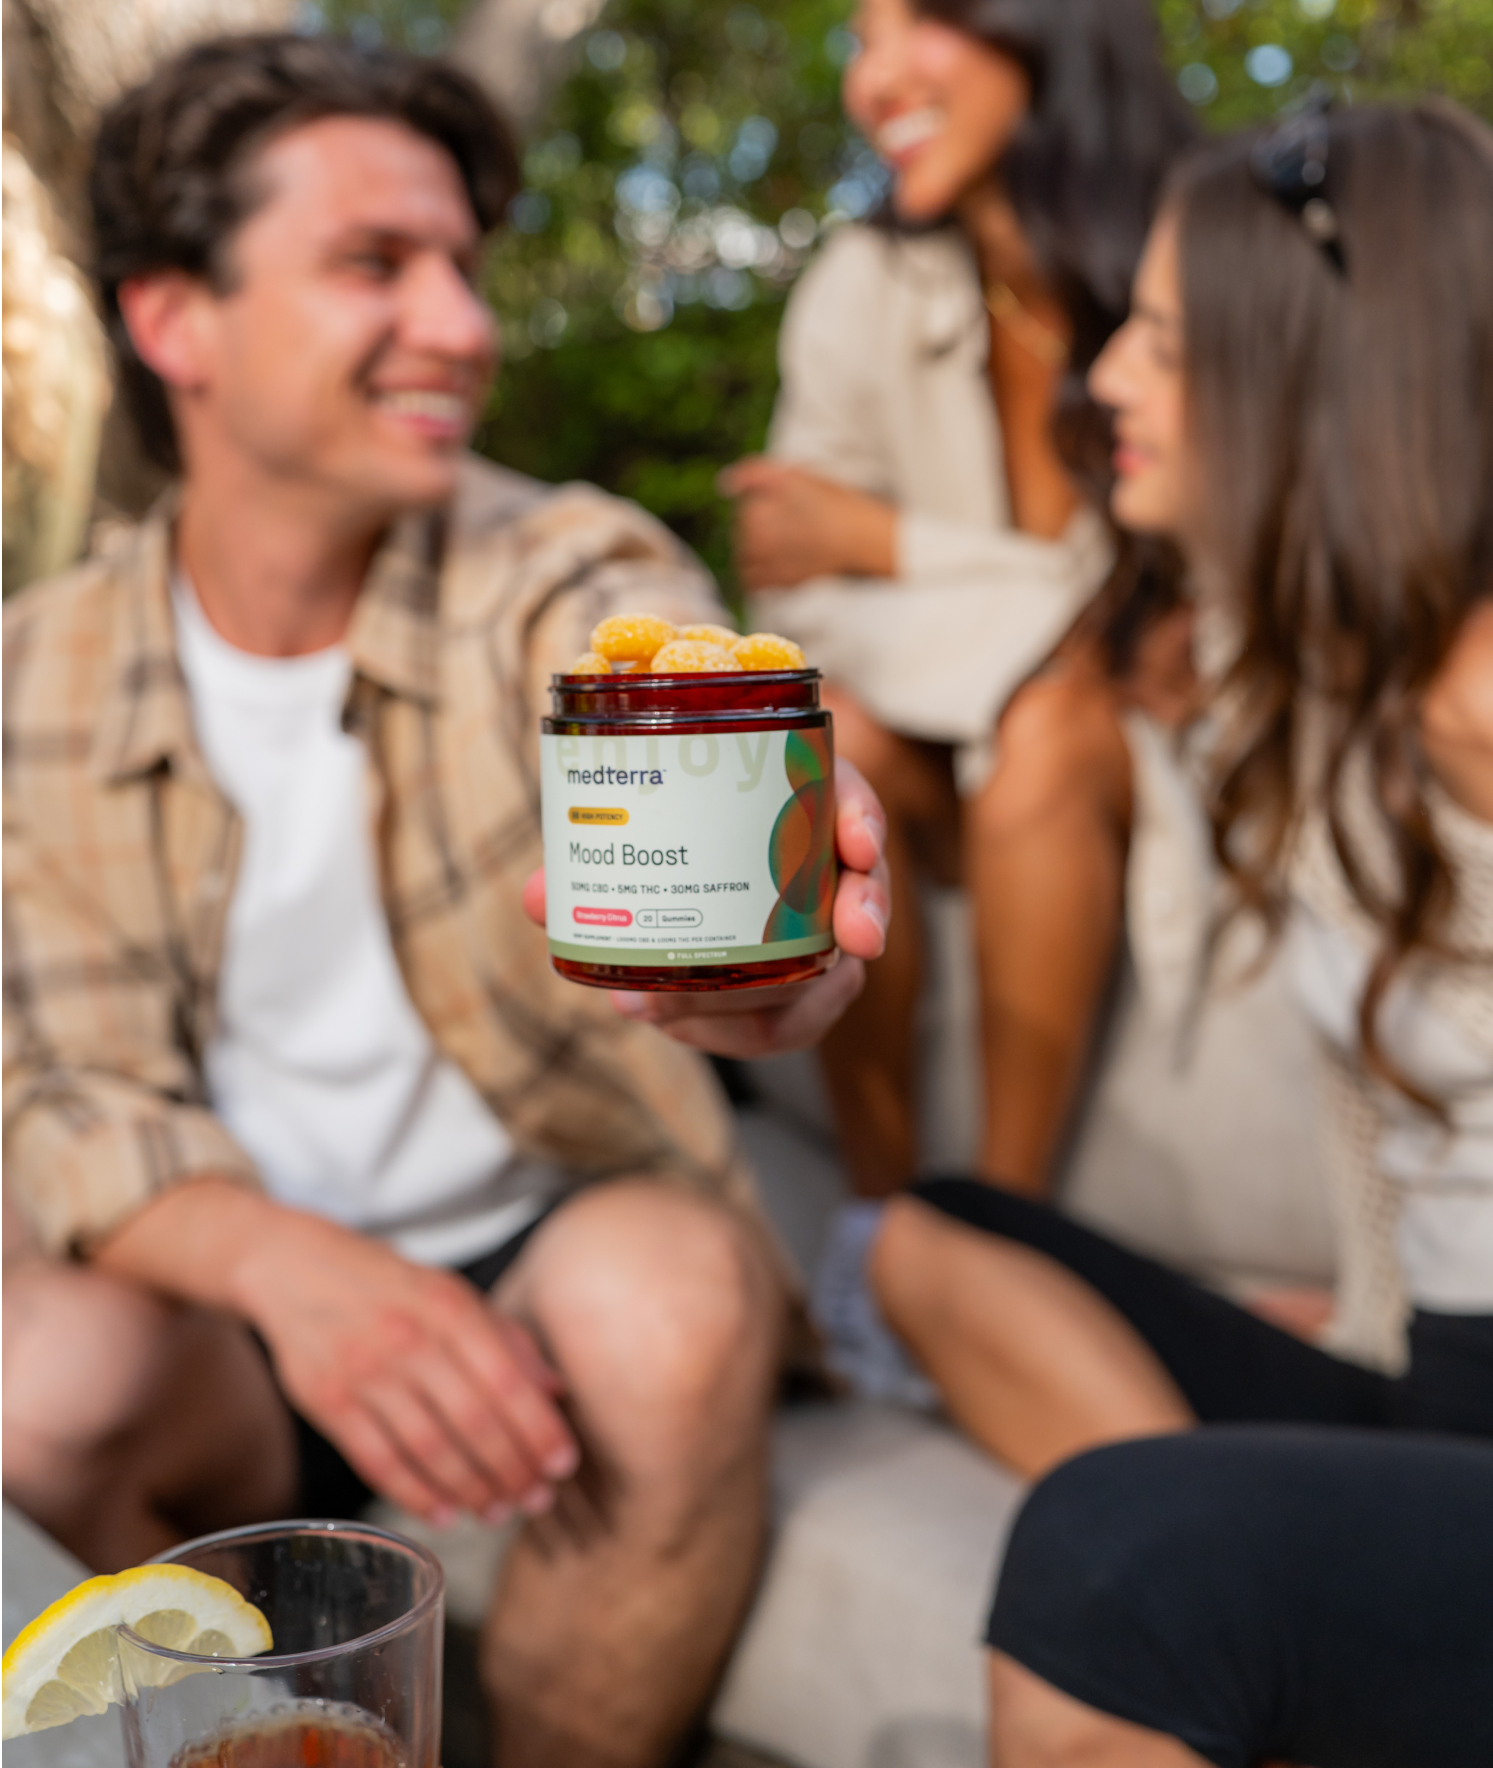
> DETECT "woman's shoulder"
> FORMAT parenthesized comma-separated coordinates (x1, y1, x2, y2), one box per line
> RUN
(1423, 599, 1493, 825)
(787, 219, 975, 321)
(786, 221, 897, 311)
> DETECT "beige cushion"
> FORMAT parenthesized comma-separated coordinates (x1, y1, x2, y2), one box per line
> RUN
(714, 1403, 1017, 1768)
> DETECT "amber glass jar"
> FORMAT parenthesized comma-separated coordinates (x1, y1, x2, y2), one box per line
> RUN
(541, 669, 837, 991)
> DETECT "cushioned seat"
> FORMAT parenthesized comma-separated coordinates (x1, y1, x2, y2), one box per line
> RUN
(387, 887, 1332, 1768)
(713, 1402, 1018, 1768)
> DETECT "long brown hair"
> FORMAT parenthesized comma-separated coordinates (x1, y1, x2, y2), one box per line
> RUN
(914, 0, 1197, 561)
(1171, 103, 1493, 1096)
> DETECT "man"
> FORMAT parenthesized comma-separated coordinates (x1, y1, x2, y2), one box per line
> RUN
(1, 35, 888, 1767)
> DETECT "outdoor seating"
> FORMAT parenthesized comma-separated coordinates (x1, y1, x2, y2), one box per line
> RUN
(5, 8, 1490, 1767)
(356, 888, 1331, 1768)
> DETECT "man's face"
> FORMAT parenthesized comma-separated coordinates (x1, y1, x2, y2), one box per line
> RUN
(157, 115, 498, 517)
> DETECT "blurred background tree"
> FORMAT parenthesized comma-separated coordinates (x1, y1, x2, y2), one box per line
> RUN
(338, 0, 1480, 598)
(5, 0, 1489, 594)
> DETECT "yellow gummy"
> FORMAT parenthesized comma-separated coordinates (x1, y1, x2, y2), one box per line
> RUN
(590, 613, 677, 665)
(568, 652, 612, 675)
(732, 632, 807, 671)
(649, 640, 743, 674)
(677, 622, 741, 649)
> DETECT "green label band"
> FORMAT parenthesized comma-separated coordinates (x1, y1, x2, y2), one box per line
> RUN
(549, 932, 835, 968)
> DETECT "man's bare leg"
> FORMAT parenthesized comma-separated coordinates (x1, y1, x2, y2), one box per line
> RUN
(480, 1183, 783, 1768)
(870, 1197, 1190, 1480)
(3, 1250, 297, 1570)
(989, 1654, 1210, 1768)
(817, 685, 961, 1197)
(963, 666, 1134, 1193)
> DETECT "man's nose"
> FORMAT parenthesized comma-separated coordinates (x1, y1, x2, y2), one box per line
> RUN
(401, 251, 496, 365)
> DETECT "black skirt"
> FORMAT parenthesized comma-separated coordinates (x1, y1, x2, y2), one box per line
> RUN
(912, 1177, 1493, 1768)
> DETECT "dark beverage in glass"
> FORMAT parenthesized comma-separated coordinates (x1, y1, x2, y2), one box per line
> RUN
(120, 1524, 442, 1768)
(170, 1704, 407, 1767)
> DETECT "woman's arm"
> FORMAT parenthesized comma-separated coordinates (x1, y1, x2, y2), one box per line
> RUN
(1422, 600, 1493, 821)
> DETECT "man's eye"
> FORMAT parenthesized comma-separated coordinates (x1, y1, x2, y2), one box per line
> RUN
(351, 252, 400, 278)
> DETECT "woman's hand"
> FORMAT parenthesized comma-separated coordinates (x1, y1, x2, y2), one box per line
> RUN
(523, 757, 890, 1056)
(721, 456, 897, 591)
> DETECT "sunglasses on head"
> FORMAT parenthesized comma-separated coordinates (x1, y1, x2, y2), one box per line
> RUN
(1248, 93, 1347, 275)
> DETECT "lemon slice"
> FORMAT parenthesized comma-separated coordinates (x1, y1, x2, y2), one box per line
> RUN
(2, 1564, 273, 1739)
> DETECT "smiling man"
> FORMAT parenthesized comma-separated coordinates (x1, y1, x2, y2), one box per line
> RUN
(1, 34, 887, 1768)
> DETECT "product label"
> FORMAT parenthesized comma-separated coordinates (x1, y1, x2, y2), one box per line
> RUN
(541, 726, 836, 967)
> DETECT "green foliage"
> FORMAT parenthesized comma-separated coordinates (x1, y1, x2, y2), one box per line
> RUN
(316, 0, 1493, 595)
(1154, 0, 1493, 125)
(474, 0, 862, 594)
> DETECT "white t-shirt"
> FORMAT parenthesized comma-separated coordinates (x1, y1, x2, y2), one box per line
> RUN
(173, 579, 542, 1267)
(1288, 903, 1493, 1313)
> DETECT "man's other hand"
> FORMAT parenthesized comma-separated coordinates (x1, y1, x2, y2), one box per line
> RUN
(523, 757, 889, 1057)
(97, 1179, 579, 1527)
(239, 1210, 578, 1524)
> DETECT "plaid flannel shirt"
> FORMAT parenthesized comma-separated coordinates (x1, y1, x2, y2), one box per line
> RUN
(4, 457, 772, 1264)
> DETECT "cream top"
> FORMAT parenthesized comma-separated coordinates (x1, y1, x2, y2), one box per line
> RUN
(750, 222, 1112, 767)
(1287, 760, 1493, 1366)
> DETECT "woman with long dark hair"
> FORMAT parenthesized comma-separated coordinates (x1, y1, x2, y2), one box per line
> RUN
(872, 99, 1493, 1765)
(723, 0, 1205, 1222)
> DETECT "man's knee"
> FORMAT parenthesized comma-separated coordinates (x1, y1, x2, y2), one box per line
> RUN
(2, 1260, 188, 1491)
(507, 1183, 782, 1435)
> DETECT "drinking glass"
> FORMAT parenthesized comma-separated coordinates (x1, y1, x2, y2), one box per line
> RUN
(117, 1520, 443, 1768)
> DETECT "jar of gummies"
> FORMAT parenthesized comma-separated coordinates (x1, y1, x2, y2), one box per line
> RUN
(541, 618, 837, 991)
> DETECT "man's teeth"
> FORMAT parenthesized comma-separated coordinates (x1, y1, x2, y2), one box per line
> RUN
(378, 389, 467, 422)
(878, 108, 943, 157)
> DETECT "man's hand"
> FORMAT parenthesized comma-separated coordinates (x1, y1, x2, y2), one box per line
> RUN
(523, 757, 889, 1057)
(720, 456, 897, 591)
(98, 1182, 578, 1525)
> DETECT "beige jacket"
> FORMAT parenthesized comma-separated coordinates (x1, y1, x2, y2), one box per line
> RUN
(750, 222, 1112, 765)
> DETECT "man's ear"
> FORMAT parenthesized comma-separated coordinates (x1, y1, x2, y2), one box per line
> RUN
(116, 272, 215, 393)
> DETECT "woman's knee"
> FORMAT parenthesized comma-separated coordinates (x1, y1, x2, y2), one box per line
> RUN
(823, 685, 956, 825)
(989, 1649, 1206, 1768)
(869, 1194, 965, 1341)
(821, 684, 906, 784)
(975, 670, 1131, 840)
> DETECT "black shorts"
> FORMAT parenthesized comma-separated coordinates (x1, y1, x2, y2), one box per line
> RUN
(291, 1208, 553, 1519)
(912, 1178, 1493, 1768)
(990, 1427, 1493, 1768)
(913, 1177, 1493, 1435)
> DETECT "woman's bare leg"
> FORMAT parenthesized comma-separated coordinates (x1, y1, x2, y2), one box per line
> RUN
(870, 1197, 1190, 1480)
(817, 685, 960, 1197)
(964, 665, 1134, 1193)
(989, 1654, 1211, 1768)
